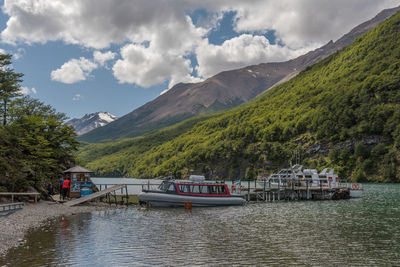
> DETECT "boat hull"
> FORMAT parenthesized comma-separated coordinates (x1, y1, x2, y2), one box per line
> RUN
(350, 189, 362, 198)
(139, 192, 246, 207)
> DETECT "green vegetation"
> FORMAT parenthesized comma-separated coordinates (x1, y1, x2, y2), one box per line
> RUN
(79, 11, 400, 182)
(0, 54, 79, 192)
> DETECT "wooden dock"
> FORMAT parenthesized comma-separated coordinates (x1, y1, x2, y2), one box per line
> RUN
(0, 202, 24, 216)
(247, 187, 351, 201)
(237, 184, 351, 202)
(65, 184, 128, 207)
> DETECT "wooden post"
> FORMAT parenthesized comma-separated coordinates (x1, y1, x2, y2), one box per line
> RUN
(113, 192, 118, 206)
(278, 179, 280, 201)
(247, 180, 250, 201)
(263, 179, 266, 201)
(125, 184, 129, 206)
(291, 177, 294, 201)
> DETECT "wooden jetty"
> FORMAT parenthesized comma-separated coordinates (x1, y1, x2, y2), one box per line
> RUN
(237, 179, 351, 202)
(65, 184, 128, 207)
(247, 187, 351, 202)
(0, 202, 24, 216)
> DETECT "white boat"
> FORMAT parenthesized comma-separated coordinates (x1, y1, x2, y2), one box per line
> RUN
(349, 183, 363, 198)
(257, 165, 306, 188)
(258, 165, 363, 197)
(138, 175, 246, 207)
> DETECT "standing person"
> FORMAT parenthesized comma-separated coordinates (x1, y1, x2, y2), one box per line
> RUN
(62, 177, 71, 200)
(59, 177, 65, 198)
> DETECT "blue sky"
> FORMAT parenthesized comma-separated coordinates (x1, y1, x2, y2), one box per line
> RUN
(0, 0, 398, 119)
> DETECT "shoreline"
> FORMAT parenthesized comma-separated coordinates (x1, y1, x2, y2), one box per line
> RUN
(0, 200, 117, 257)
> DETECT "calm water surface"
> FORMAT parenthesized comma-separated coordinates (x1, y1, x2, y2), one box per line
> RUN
(1, 183, 399, 266)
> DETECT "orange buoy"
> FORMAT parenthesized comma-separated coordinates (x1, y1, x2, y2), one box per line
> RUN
(184, 201, 192, 210)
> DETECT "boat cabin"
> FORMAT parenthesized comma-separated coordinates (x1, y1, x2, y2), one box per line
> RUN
(318, 168, 340, 187)
(157, 175, 231, 197)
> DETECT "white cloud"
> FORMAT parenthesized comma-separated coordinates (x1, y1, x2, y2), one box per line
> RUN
(51, 57, 98, 84)
(19, 86, 37, 95)
(113, 42, 202, 88)
(1, 0, 207, 50)
(196, 34, 314, 78)
(227, 0, 400, 49)
(2, 0, 399, 87)
(72, 94, 84, 101)
(93, 50, 116, 66)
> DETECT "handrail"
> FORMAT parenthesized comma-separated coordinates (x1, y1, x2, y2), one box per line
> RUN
(0, 192, 40, 202)
(0, 202, 24, 216)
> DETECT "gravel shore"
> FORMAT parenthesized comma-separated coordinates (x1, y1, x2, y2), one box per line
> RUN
(0, 201, 115, 257)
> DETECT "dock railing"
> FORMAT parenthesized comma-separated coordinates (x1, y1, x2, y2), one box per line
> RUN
(96, 182, 162, 195)
(0, 202, 24, 216)
(0, 192, 40, 203)
(235, 178, 354, 202)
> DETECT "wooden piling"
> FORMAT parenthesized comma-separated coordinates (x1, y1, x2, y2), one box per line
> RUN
(125, 185, 129, 205)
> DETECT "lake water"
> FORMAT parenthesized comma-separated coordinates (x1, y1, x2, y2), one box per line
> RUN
(1, 183, 399, 266)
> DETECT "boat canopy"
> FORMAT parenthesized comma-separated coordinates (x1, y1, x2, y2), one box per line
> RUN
(189, 175, 205, 182)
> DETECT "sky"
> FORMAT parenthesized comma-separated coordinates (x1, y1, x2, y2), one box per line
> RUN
(0, 0, 399, 120)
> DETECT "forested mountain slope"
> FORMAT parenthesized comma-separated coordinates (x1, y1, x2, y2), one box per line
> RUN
(78, 6, 400, 143)
(79, 10, 400, 182)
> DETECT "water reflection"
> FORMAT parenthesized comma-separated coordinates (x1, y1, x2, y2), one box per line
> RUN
(1, 184, 400, 266)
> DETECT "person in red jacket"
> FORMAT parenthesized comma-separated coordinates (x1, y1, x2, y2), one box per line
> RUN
(62, 177, 71, 200)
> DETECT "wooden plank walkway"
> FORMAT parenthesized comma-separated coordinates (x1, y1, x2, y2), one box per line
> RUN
(0, 202, 24, 216)
(65, 184, 126, 207)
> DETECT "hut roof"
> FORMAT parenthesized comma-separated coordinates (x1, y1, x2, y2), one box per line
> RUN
(63, 166, 93, 173)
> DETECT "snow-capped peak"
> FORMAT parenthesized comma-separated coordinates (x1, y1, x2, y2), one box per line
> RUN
(66, 112, 118, 136)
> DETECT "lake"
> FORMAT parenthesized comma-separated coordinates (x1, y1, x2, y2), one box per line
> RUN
(1, 183, 399, 266)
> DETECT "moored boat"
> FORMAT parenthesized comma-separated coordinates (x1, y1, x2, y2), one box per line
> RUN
(138, 175, 246, 207)
(257, 165, 363, 198)
(349, 183, 363, 198)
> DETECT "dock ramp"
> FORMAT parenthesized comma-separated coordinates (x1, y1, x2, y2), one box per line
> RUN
(65, 184, 126, 207)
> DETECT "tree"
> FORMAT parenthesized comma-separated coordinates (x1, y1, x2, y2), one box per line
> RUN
(0, 54, 23, 126)
(0, 94, 79, 192)
(10, 96, 79, 190)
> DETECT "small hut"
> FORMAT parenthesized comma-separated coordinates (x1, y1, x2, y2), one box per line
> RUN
(64, 166, 94, 198)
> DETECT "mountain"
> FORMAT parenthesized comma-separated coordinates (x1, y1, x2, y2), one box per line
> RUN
(78, 6, 400, 143)
(79, 9, 400, 182)
(66, 112, 118, 135)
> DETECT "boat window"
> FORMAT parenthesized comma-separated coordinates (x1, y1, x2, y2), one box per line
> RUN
(218, 186, 226, 194)
(159, 181, 169, 191)
(167, 183, 176, 192)
(209, 185, 217, 194)
(179, 184, 190, 193)
(200, 185, 209, 194)
(190, 185, 200, 193)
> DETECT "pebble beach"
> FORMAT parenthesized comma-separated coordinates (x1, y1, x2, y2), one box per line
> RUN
(0, 201, 114, 257)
